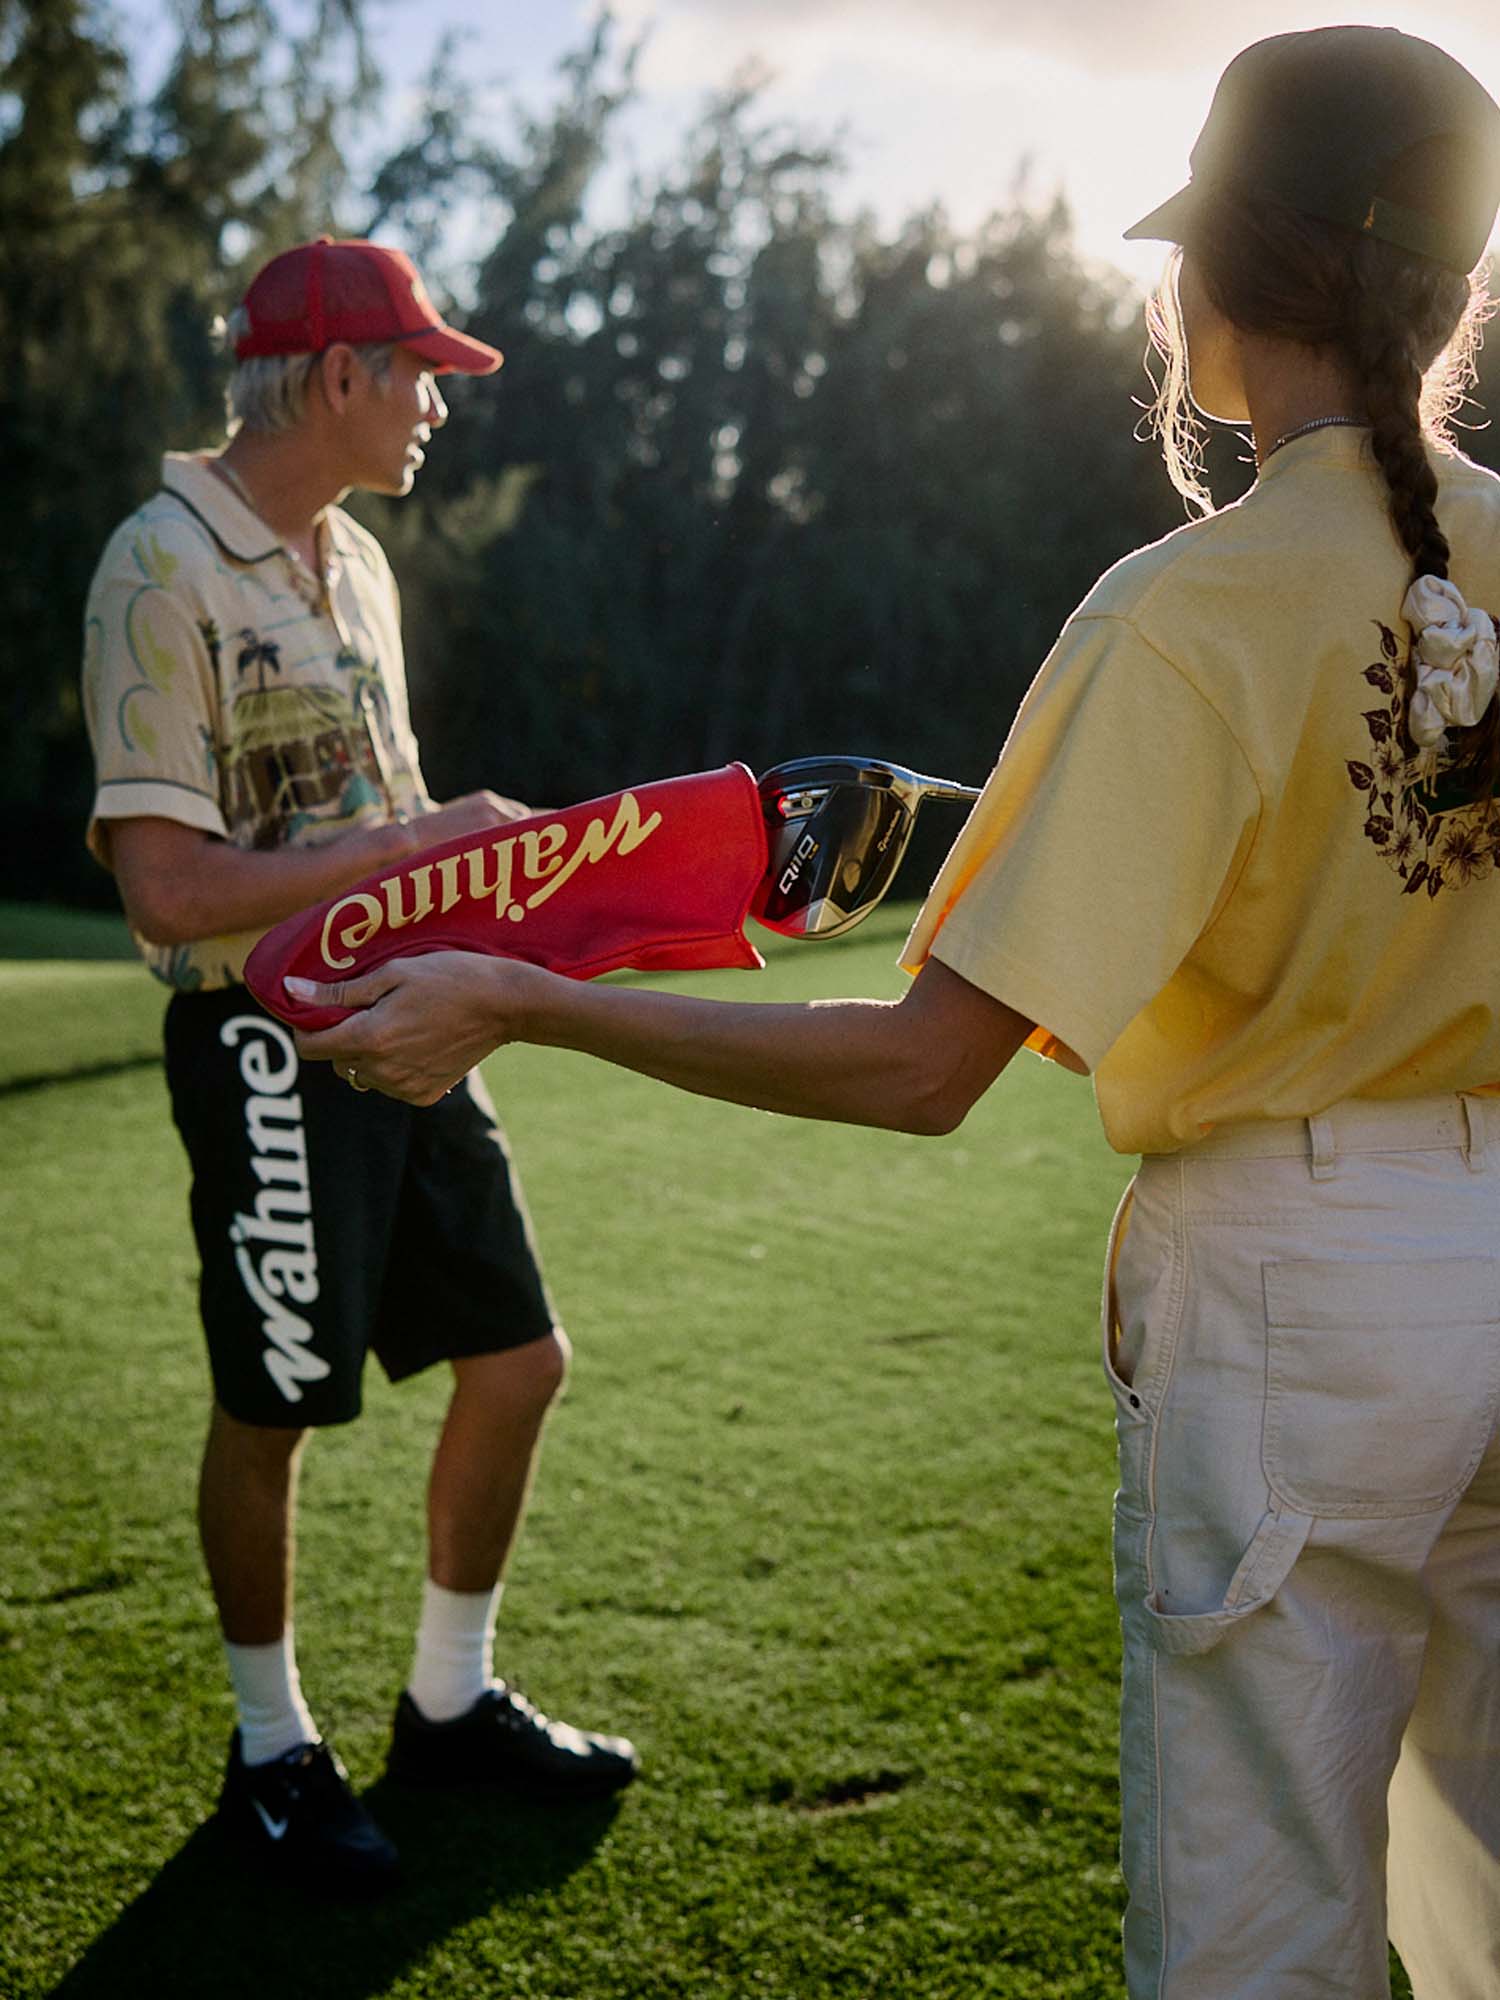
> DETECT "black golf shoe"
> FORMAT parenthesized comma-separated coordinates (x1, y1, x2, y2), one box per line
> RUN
(388, 1684, 639, 1800)
(217, 1732, 399, 1895)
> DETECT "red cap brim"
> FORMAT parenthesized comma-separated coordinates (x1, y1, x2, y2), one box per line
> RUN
(401, 325, 504, 376)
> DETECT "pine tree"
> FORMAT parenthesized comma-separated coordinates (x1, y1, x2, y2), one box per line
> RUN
(0, 0, 374, 902)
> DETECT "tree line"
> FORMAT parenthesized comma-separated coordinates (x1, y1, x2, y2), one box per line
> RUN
(7, 0, 1499, 906)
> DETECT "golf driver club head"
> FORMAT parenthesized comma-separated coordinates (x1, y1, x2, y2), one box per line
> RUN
(752, 756, 981, 939)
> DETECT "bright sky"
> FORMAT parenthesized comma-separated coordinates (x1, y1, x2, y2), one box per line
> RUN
(125, 1, 1500, 289)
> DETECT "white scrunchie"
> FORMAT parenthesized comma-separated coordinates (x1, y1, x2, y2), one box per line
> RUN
(1403, 574, 1499, 753)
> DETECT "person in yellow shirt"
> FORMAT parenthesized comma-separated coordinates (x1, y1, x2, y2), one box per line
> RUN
(291, 30, 1500, 1996)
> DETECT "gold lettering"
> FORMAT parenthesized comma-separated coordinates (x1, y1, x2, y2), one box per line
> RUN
(526, 793, 664, 912)
(435, 852, 462, 913)
(520, 821, 568, 882)
(611, 791, 665, 859)
(466, 835, 518, 918)
(383, 863, 434, 930)
(320, 891, 383, 971)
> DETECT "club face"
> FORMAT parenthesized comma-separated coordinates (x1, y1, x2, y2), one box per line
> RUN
(751, 757, 980, 939)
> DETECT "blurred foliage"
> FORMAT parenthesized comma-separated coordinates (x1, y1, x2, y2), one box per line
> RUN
(1, 0, 377, 899)
(6, 1, 1500, 903)
(365, 51, 1192, 808)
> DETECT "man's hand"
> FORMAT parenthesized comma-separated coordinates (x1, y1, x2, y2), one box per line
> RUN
(290, 951, 544, 1103)
(418, 790, 533, 843)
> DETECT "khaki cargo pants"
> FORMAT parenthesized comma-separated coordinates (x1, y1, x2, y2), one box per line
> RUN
(1107, 1096, 1500, 1998)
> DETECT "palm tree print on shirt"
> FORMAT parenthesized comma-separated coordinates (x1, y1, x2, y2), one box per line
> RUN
(220, 631, 390, 848)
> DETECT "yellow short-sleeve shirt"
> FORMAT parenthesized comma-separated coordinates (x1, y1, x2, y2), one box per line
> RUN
(905, 428, 1500, 1154)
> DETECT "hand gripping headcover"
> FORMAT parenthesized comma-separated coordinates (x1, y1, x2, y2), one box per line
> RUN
(244, 765, 769, 1032)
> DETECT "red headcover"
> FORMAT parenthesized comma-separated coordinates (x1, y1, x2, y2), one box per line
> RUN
(244, 765, 769, 1032)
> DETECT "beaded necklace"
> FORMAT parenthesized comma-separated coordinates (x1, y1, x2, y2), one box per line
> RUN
(1260, 414, 1366, 462)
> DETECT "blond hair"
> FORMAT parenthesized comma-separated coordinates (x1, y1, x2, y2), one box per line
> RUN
(1143, 200, 1489, 532)
(1145, 189, 1497, 792)
(218, 308, 399, 435)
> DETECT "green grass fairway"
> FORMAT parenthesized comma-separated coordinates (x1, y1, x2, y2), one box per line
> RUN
(0, 900, 139, 961)
(0, 901, 164, 1094)
(0, 911, 1414, 1998)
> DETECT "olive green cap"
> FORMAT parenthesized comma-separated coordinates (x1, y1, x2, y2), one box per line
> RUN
(1125, 26, 1500, 274)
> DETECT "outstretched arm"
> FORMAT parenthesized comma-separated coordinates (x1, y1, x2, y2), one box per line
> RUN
(291, 952, 1033, 1134)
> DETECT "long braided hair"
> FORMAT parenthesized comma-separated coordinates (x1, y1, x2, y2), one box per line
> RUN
(1146, 186, 1498, 791)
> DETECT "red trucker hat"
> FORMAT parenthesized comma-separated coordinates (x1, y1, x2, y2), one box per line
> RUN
(234, 237, 503, 374)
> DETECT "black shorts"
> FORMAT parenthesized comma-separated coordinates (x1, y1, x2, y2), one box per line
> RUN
(164, 987, 556, 1428)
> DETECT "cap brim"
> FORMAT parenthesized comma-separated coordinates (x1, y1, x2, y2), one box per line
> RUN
(1122, 183, 1199, 245)
(401, 325, 504, 376)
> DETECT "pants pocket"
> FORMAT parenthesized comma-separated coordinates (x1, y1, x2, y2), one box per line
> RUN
(1102, 1162, 1183, 1407)
(1117, 1497, 1314, 1659)
(1101, 1179, 1139, 1399)
(1262, 1256, 1500, 1518)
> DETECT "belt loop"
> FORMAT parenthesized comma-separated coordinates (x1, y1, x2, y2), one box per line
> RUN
(1461, 1093, 1488, 1173)
(1307, 1114, 1337, 1181)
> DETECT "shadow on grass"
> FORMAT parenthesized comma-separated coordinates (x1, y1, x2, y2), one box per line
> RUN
(49, 1780, 626, 2000)
(0, 1054, 162, 1099)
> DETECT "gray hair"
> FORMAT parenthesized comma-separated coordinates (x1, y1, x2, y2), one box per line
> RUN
(217, 308, 399, 435)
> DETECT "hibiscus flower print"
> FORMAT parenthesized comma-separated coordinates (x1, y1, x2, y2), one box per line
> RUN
(1439, 821, 1493, 886)
(1348, 623, 1500, 899)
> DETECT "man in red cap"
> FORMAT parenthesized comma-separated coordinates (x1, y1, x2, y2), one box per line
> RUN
(79, 238, 637, 1895)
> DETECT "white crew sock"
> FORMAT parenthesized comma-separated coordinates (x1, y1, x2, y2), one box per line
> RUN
(225, 1630, 319, 1766)
(406, 1578, 502, 1723)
